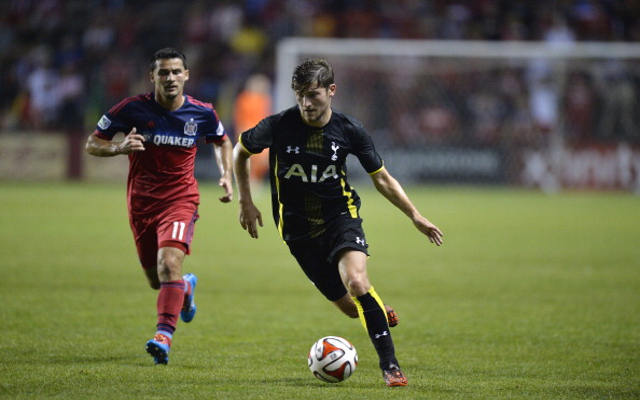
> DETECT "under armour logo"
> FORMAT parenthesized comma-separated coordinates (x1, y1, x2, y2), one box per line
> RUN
(331, 142, 339, 161)
(374, 331, 389, 339)
(286, 146, 300, 154)
(355, 237, 366, 246)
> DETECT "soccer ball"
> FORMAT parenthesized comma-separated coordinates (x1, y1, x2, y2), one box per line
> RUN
(308, 336, 358, 383)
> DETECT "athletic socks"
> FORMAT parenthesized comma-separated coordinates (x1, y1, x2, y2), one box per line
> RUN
(156, 280, 185, 337)
(353, 287, 399, 370)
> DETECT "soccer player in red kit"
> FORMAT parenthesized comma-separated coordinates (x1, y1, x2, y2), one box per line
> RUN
(86, 48, 233, 365)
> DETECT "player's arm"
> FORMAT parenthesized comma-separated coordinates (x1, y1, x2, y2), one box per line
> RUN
(85, 127, 145, 157)
(213, 137, 234, 203)
(370, 168, 444, 246)
(233, 142, 263, 239)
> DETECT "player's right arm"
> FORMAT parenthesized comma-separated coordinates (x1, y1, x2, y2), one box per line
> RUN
(233, 142, 263, 239)
(85, 127, 145, 157)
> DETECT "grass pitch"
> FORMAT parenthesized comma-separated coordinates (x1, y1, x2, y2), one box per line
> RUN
(0, 182, 638, 399)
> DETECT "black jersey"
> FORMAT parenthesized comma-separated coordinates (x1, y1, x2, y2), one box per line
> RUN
(240, 106, 384, 242)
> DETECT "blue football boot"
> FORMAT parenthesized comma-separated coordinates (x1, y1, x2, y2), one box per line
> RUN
(146, 334, 171, 365)
(180, 273, 198, 323)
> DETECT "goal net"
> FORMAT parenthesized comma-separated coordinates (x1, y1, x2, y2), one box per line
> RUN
(275, 38, 640, 192)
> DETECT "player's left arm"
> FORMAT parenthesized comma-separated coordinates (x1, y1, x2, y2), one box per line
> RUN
(213, 137, 233, 203)
(370, 168, 444, 246)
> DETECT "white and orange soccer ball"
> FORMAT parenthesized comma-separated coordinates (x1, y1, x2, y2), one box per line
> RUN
(308, 336, 358, 383)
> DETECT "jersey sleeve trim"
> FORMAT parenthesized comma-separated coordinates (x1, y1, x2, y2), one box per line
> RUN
(368, 164, 386, 176)
(238, 134, 259, 155)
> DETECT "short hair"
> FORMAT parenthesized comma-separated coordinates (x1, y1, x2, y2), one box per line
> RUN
(149, 48, 188, 72)
(291, 58, 334, 92)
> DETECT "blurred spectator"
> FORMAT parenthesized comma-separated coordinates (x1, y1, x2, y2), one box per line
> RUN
(0, 0, 637, 148)
(57, 61, 85, 129)
(598, 61, 637, 141)
(561, 70, 599, 143)
(234, 73, 272, 184)
(25, 46, 60, 129)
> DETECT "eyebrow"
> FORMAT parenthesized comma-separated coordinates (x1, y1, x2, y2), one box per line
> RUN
(297, 86, 322, 95)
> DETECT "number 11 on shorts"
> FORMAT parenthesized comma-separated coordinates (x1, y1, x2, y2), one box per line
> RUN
(172, 221, 186, 240)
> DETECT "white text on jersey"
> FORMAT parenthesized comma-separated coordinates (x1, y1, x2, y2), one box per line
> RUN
(284, 164, 339, 183)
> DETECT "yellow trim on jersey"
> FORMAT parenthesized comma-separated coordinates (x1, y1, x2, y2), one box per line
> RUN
(368, 163, 386, 176)
(352, 286, 387, 333)
(274, 153, 285, 239)
(238, 135, 258, 155)
(340, 176, 358, 218)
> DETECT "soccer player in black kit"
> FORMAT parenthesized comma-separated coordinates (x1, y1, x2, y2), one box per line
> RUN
(233, 58, 443, 387)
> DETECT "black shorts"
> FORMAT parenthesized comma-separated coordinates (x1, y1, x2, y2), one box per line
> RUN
(287, 218, 369, 302)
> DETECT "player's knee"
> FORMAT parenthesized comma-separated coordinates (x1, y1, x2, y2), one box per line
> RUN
(345, 276, 369, 297)
(157, 249, 183, 276)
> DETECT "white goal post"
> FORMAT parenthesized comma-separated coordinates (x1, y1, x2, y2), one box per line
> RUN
(275, 38, 640, 191)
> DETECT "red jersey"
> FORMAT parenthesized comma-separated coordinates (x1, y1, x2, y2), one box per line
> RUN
(94, 92, 227, 216)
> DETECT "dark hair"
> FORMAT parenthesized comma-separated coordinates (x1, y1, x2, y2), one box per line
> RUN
(291, 58, 334, 92)
(149, 48, 188, 72)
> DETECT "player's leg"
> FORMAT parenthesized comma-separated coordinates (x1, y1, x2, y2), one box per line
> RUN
(332, 294, 359, 318)
(146, 244, 187, 365)
(130, 216, 162, 290)
(290, 241, 397, 323)
(337, 249, 407, 386)
(144, 268, 161, 290)
(146, 205, 199, 364)
(332, 299, 400, 327)
(130, 215, 173, 364)
(157, 204, 199, 318)
(333, 294, 398, 326)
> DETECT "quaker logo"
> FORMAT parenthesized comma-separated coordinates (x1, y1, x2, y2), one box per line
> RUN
(331, 142, 339, 161)
(184, 118, 197, 136)
(97, 115, 111, 130)
(286, 146, 300, 154)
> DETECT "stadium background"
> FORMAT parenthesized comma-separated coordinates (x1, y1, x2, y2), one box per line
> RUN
(0, 0, 639, 190)
(1, 2, 638, 397)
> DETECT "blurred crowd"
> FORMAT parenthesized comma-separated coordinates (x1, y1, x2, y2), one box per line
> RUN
(1, 0, 639, 144)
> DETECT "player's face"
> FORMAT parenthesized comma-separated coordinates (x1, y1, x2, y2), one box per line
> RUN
(151, 58, 189, 101)
(295, 83, 335, 127)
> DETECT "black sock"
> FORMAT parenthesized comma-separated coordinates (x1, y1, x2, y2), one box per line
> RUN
(356, 292, 398, 370)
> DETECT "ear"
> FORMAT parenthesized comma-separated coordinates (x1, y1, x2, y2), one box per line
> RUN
(150, 71, 155, 83)
(328, 84, 336, 97)
(184, 69, 190, 81)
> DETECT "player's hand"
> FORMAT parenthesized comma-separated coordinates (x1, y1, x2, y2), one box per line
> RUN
(218, 177, 233, 203)
(118, 128, 145, 154)
(413, 216, 444, 246)
(238, 202, 263, 239)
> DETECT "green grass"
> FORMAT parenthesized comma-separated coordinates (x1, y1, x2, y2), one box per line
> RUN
(1, 182, 638, 399)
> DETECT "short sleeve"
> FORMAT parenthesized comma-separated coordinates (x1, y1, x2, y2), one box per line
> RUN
(349, 121, 384, 174)
(239, 115, 275, 154)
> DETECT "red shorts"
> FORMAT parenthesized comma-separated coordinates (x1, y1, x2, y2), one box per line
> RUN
(129, 203, 199, 270)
